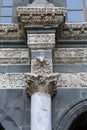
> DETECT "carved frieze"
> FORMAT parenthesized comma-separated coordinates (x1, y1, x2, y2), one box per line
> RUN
(59, 23, 87, 40)
(0, 48, 29, 64)
(26, 73, 57, 96)
(31, 55, 52, 74)
(54, 48, 87, 64)
(0, 24, 20, 41)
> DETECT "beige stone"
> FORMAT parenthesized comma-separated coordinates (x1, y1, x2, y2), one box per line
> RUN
(54, 48, 87, 64)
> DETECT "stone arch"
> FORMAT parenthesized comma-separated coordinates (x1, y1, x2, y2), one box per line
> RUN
(56, 99, 87, 130)
(0, 108, 20, 130)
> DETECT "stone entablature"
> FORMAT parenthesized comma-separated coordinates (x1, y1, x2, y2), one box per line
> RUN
(0, 73, 87, 88)
(17, 7, 66, 27)
(1, 19, 87, 41)
(1, 13, 87, 41)
(59, 23, 87, 40)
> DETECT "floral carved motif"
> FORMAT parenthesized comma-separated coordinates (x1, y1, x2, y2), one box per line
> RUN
(26, 73, 57, 96)
(31, 55, 52, 74)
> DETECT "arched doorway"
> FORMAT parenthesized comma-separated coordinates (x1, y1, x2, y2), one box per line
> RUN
(56, 100, 87, 130)
(69, 111, 87, 130)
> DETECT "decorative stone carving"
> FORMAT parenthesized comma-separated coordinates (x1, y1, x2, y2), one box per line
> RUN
(31, 55, 52, 74)
(0, 24, 22, 41)
(54, 48, 87, 64)
(17, 7, 66, 28)
(26, 73, 57, 96)
(59, 23, 87, 40)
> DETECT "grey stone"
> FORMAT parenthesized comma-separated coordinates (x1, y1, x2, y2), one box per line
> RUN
(7, 65, 31, 73)
(0, 90, 5, 108)
(51, 0, 66, 7)
(23, 110, 31, 126)
(53, 64, 87, 73)
(23, 91, 31, 110)
(31, 50, 52, 60)
(22, 126, 30, 130)
(6, 110, 24, 126)
(4, 89, 24, 110)
(0, 65, 31, 73)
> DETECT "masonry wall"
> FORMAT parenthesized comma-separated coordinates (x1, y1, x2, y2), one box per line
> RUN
(0, 88, 87, 130)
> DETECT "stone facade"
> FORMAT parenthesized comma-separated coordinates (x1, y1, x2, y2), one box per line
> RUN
(0, 0, 87, 130)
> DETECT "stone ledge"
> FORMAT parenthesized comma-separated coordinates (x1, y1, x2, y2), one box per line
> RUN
(17, 7, 66, 27)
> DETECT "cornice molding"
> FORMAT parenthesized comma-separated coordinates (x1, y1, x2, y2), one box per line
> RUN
(17, 7, 66, 28)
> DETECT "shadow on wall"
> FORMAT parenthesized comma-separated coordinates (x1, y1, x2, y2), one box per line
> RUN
(0, 109, 19, 130)
(56, 99, 87, 130)
(0, 123, 5, 130)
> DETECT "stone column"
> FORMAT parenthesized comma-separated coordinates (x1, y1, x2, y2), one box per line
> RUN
(26, 73, 57, 130)
(17, 2, 66, 130)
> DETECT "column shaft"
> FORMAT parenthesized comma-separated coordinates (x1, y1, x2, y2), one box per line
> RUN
(31, 92, 51, 130)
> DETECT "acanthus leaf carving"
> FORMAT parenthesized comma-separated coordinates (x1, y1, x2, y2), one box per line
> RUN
(26, 73, 58, 96)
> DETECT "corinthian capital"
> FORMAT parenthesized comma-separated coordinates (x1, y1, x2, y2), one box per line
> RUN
(26, 73, 57, 96)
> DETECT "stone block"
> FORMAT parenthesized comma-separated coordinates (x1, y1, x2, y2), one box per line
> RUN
(23, 91, 31, 110)
(4, 89, 24, 110)
(22, 126, 30, 130)
(54, 48, 87, 64)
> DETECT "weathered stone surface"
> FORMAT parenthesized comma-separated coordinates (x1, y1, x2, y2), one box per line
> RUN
(0, 48, 29, 64)
(54, 48, 87, 64)
(17, 7, 66, 27)
(27, 33, 55, 49)
(26, 73, 57, 96)
(31, 55, 53, 74)
(57, 73, 87, 87)
(1, 73, 87, 88)
(59, 23, 87, 40)
(0, 73, 27, 88)
(0, 24, 22, 41)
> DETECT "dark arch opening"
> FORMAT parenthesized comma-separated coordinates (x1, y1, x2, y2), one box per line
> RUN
(0, 123, 5, 130)
(69, 111, 87, 130)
